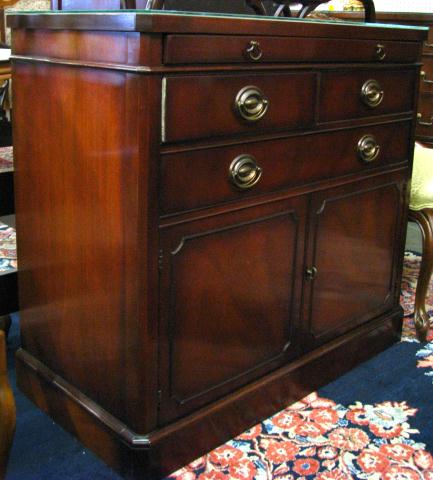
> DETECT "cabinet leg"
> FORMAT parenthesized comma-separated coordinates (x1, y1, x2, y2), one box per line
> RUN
(409, 209, 433, 342)
(0, 315, 11, 339)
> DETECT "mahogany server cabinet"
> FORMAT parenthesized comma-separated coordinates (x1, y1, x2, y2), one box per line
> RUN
(8, 11, 426, 479)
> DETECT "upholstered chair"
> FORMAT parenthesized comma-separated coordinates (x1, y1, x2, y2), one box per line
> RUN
(409, 142, 433, 341)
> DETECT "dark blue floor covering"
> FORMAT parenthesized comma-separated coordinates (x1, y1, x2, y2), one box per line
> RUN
(5, 313, 433, 479)
(6, 313, 121, 480)
(320, 339, 433, 450)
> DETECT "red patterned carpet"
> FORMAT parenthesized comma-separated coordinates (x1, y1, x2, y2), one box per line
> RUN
(168, 392, 433, 480)
(0, 222, 16, 272)
(0, 145, 13, 172)
(0, 146, 15, 273)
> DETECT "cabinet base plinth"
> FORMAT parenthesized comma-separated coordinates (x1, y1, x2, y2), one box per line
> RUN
(16, 309, 402, 479)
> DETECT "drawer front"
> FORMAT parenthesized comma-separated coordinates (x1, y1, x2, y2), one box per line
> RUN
(319, 69, 416, 123)
(416, 92, 433, 139)
(161, 122, 411, 215)
(164, 34, 420, 65)
(163, 72, 316, 143)
(425, 27, 433, 50)
(420, 55, 433, 95)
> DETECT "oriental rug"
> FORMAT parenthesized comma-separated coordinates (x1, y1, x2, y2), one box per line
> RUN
(4, 251, 433, 480)
(0, 222, 16, 272)
(0, 145, 13, 172)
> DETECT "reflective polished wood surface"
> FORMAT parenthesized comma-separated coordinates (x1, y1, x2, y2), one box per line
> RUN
(9, 10, 426, 479)
(335, 11, 433, 147)
(0, 330, 15, 479)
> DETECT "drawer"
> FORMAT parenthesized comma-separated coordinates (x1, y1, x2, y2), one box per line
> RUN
(160, 122, 411, 215)
(163, 72, 316, 143)
(420, 55, 433, 95)
(164, 34, 420, 65)
(416, 93, 433, 138)
(425, 28, 433, 51)
(319, 69, 416, 123)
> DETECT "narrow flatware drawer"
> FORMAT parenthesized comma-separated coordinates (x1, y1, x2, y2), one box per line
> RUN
(164, 34, 421, 65)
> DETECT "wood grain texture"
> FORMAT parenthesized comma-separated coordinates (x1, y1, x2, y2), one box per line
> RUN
(11, 11, 424, 480)
(16, 309, 402, 479)
(333, 11, 433, 145)
(158, 197, 306, 422)
(161, 122, 411, 214)
(12, 61, 160, 432)
(420, 62, 433, 96)
(303, 172, 406, 348)
(0, 331, 15, 479)
(318, 68, 416, 123)
(12, 29, 162, 68)
(164, 34, 421, 65)
(416, 93, 433, 139)
(163, 72, 316, 143)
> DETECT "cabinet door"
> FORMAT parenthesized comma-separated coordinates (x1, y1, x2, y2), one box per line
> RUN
(158, 197, 306, 423)
(303, 172, 407, 349)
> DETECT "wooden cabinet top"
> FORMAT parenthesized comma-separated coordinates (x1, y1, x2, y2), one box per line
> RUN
(7, 10, 427, 41)
(337, 11, 433, 25)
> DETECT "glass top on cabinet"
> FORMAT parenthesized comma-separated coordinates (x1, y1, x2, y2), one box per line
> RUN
(7, 8, 427, 32)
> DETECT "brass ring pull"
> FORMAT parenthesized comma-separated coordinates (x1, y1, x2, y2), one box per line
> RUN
(421, 71, 433, 85)
(417, 113, 433, 127)
(375, 44, 386, 61)
(361, 79, 384, 108)
(235, 86, 269, 122)
(245, 40, 263, 61)
(305, 266, 318, 281)
(229, 155, 262, 190)
(357, 135, 380, 163)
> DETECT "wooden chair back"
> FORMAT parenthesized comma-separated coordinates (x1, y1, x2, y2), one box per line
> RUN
(51, 0, 375, 21)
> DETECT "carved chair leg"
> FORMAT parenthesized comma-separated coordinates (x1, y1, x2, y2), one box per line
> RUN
(0, 330, 15, 479)
(409, 209, 433, 341)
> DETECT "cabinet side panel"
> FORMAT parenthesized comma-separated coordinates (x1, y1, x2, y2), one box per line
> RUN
(12, 30, 163, 67)
(12, 62, 151, 427)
